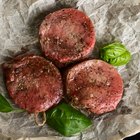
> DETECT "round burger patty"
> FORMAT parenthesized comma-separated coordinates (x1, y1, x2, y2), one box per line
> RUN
(66, 60, 123, 114)
(39, 8, 95, 67)
(3, 55, 63, 113)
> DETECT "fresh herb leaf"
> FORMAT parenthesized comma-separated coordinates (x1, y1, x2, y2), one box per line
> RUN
(100, 42, 131, 66)
(0, 94, 14, 112)
(0, 94, 24, 113)
(46, 102, 92, 136)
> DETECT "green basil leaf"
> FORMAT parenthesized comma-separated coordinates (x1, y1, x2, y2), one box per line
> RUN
(0, 94, 14, 112)
(100, 42, 131, 66)
(46, 102, 92, 136)
(108, 50, 131, 66)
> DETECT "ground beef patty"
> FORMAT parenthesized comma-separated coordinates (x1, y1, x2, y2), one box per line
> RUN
(3, 55, 63, 113)
(39, 8, 95, 67)
(65, 60, 123, 114)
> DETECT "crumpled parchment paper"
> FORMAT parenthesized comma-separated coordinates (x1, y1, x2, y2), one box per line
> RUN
(0, 0, 140, 140)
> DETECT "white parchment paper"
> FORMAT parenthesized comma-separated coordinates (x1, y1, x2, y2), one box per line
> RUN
(0, 0, 140, 140)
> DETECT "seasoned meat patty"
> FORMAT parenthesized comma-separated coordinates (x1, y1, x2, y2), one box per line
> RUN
(3, 55, 63, 113)
(39, 8, 95, 67)
(65, 60, 123, 114)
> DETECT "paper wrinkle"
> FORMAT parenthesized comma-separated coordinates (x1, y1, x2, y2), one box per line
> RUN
(0, 0, 140, 140)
